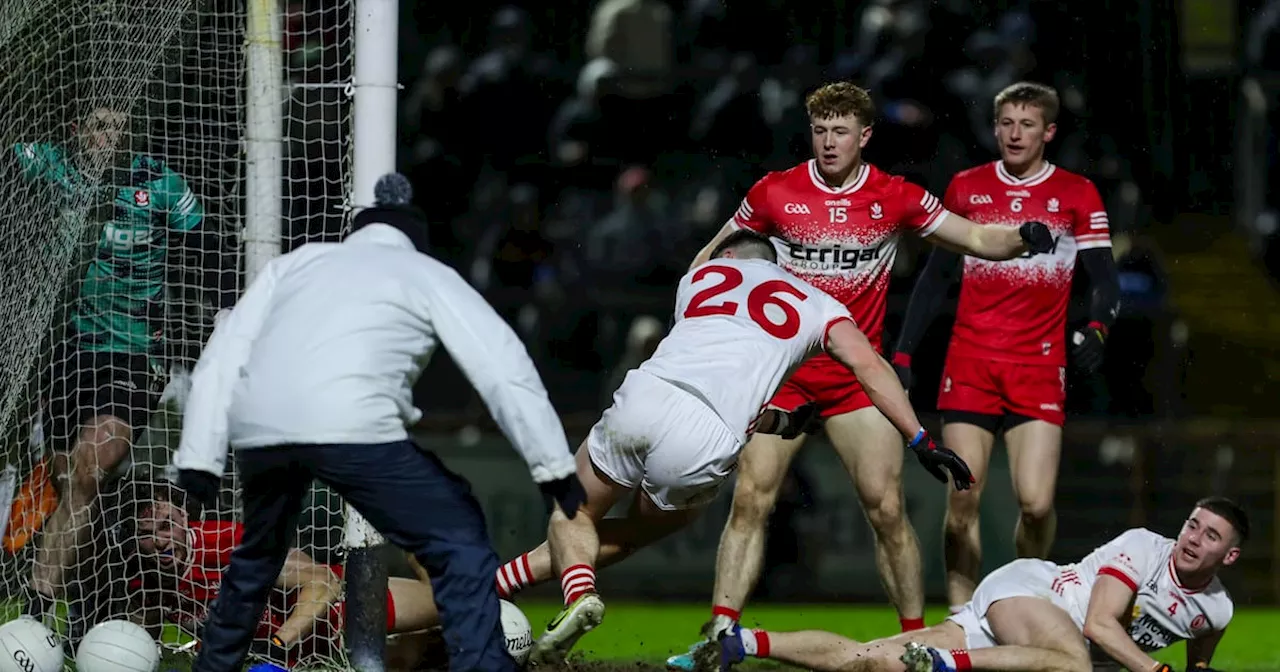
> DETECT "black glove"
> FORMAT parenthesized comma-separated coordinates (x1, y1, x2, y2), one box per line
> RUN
(175, 469, 220, 518)
(539, 474, 588, 519)
(890, 352, 914, 393)
(1019, 221, 1054, 254)
(778, 402, 823, 440)
(907, 429, 974, 491)
(1071, 322, 1107, 374)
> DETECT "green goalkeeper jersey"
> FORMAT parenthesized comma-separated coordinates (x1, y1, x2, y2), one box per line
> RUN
(12, 141, 205, 356)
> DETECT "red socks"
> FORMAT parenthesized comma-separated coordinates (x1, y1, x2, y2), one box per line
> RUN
(560, 564, 596, 605)
(900, 617, 926, 632)
(495, 552, 533, 599)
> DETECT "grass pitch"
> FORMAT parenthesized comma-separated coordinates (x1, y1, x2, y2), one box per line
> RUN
(517, 601, 1280, 671)
(7, 599, 1277, 670)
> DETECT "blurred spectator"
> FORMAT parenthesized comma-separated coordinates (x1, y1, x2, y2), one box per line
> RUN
(944, 9, 1038, 158)
(548, 59, 624, 185)
(1103, 235, 1176, 419)
(586, 0, 677, 160)
(457, 7, 565, 178)
(583, 166, 684, 289)
(470, 184, 557, 339)
(401, 45, 466, 159)
(586, 0, 673, 100)
(761, 45, 821, 169)
(599, 315, 665, 409)
(677, 0, 729, 67)
(1247, 0, 1280, 72)
(401, 45, 470, 256)
(689, 52, 773, 165)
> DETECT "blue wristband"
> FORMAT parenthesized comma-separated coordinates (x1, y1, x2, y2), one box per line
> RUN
(908, 428, 927, 449)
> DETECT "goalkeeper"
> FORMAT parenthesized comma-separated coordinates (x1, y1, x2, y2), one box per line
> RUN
(11, 106, 210, 620)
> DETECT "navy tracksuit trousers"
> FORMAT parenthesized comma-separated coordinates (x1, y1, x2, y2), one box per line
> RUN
(191, 441, 516, 672)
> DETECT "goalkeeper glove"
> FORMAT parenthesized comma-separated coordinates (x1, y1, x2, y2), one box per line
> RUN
(1019, 221, 1055, 254)
(1150, 664, 1174, 672)
(1071, 322, 1107, 374)
(175, 469, 220, 518)
(907, 429, 975, 491)
(540, 474, 588, 519)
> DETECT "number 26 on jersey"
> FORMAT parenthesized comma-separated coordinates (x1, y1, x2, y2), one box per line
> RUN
(684, 264, 808, 339)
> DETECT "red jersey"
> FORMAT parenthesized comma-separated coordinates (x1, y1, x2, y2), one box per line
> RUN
(731, 160, 948, 349)
(134, 521, 287, 640)
(943, 161, 1111, 365)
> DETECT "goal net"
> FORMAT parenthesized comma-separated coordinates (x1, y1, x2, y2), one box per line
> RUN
(0, 0, 355, 668)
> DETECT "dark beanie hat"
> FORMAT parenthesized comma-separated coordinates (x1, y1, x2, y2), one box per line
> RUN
(350, 173, 430, 253)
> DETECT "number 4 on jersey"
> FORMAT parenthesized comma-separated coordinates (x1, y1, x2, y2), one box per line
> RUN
(684, 264, 808, 339)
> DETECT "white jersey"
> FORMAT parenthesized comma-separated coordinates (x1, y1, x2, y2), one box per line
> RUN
(1055, 529, 1233, 651)
(639, 258, 852, 441)
(173, 224, 576, 485)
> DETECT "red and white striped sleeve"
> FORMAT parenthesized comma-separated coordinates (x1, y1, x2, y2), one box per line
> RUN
(1072, 179, 1112, 251)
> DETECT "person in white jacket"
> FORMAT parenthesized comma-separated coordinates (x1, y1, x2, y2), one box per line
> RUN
(169, 174, 584, 672)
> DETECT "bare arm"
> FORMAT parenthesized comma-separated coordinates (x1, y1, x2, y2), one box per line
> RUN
(1082, 574, 1162, 672)
(273, 549, 343, 646)
(824, 319, 922, 439)
(926, 213, 1029, 261)
(689, 221, 737, 270)
(1186, 627, 1226, 669)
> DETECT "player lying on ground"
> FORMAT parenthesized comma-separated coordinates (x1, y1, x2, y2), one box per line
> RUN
(703, 496, 1244, 672)
(494, 229, 974, 665)
(668, 81, 1055, 670)
(119, 483, 441, 669)
(9, 105, 214, 632)
(890, 81, 1120, 612)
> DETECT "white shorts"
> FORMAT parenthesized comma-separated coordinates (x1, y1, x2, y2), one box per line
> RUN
(586, 370, 741, 511)
(947, 558, 1077, 649)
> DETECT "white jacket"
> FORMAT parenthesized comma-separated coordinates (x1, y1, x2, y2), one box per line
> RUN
(171, 223, 576, 484)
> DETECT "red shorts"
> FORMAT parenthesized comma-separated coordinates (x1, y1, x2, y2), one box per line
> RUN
(937, 355, 1066, 426)
(768, 354, 873, 418)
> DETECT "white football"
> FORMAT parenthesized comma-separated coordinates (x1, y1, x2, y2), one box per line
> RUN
(76, 620, 159, 672)
(500, 599, 533, 664)
(0, 617, 64, 672)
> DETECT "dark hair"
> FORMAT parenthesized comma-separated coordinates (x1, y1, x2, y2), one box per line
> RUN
(1195, 496, 1250, 544)
(711, 229, 777, 262)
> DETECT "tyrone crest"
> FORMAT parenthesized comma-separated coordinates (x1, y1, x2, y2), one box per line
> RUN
(870, 202, 883, 219)
(134, 190, 151, 207)
(1047, 197, 1060, 213)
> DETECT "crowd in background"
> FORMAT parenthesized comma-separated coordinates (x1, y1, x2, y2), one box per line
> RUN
(276, 0, 1177, 420)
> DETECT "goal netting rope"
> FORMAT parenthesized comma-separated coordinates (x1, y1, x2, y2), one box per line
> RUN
(0, 0, 354, 668)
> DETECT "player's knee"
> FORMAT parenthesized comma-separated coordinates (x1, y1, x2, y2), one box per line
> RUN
(944, 492, 980, 533)
(79, 414, 132, 449)
(1018, 495, 1055, 524)
(728, 477, 779, 527)
(862, 489, 905, 534)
